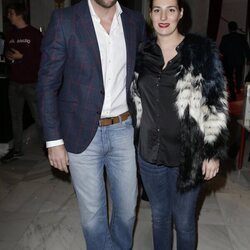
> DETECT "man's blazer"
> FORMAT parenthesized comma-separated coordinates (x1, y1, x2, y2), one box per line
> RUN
(37, 0, 145, 153)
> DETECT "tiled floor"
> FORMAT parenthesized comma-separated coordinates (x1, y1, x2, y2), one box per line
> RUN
(0, 91, 250, 250)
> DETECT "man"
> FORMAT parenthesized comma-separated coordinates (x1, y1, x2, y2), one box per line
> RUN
(1, 3, 42, 163)
(37, 0, 145, 249)
(220, 21, 250, 101)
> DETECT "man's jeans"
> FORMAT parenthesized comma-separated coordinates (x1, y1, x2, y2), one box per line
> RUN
(138, 155, 200, 250)
(68, 117, 137, 250)
(8, 81, 40, 152)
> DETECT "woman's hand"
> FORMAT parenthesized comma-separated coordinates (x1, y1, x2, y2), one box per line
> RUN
(202, 159, 220, 180)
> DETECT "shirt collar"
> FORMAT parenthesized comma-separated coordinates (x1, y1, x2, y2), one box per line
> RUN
(88, 0, 123, 24)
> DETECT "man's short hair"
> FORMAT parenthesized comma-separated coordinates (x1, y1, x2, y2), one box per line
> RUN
(228, 21, 238, 32)
(7, 3, 29, 23)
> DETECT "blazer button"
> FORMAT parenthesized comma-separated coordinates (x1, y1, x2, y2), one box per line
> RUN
(100, 90, 104, 95)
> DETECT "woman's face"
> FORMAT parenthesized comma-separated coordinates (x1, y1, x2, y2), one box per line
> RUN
(150, 0, 183, 38)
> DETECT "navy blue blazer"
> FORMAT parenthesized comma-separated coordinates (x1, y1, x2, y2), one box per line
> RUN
(37, 0, 145, 153)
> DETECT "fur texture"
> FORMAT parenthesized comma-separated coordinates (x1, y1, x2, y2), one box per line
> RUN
(131, 34, 229, 191)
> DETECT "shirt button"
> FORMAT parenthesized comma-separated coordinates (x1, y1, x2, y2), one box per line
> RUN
(157, 129, 160, 132)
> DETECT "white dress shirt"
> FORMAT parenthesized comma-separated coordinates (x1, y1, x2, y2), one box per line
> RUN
(47, 0, 128, 148)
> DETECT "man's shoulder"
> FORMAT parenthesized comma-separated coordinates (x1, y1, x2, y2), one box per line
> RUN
(237, 32, 247, 40)
(221, 33, 231, 40)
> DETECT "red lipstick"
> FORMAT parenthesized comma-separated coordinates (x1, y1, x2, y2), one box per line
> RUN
(158, 23, 170, 28)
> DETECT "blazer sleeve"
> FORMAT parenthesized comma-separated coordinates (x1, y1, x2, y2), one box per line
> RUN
(202, 41, 229, 161)
(37, 10, 66, 141)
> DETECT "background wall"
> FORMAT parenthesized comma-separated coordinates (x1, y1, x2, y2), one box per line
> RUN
(30, 0, 71, 32)
(187, 0, 210, 35)
(29, 0, 54, 32)
(217, 0, 248, 44)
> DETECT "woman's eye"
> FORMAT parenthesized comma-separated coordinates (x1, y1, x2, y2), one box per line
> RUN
(153, 9, 160, 13)
(169, 8, 176, 13)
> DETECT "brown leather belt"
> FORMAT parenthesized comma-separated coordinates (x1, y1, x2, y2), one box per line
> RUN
(99, 111, 130, 126)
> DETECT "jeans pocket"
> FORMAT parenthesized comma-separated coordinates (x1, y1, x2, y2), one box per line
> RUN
(124, 116, 132, 126)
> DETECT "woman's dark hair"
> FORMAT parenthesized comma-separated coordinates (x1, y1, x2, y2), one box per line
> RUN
(7, 3, 29, 23)
(149, 0, 184, 10)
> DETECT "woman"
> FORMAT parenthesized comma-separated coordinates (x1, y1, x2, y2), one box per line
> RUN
(131, 0, 228, 249)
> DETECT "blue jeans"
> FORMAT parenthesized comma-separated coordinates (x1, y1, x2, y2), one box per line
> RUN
(68, 116, 137, 250)
(138, 155, 200, 250)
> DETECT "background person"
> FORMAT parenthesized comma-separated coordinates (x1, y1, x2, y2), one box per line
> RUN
(1, 3, 42, 163)
(219, 21, 250, 101)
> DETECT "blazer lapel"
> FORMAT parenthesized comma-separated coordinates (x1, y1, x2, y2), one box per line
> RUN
(75, 0, 103, 81)
(121, 9, 136, 90)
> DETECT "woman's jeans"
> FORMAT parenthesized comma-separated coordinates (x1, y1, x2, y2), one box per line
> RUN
(138, 155, 200, 250)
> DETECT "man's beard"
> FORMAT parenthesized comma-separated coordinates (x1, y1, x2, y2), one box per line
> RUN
(94, 0, 117, 8)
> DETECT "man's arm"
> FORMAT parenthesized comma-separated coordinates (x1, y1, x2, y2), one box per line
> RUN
(37, 10, 69, 172)
(37, 10, 66, 141)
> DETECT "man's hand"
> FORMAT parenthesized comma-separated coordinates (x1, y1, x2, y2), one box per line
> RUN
(48, 145, 69, 173)
(202, 159, 220, 180)
(5, 48, 23, 61)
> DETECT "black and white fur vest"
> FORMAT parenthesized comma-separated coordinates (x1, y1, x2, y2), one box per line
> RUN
(130, 34, 228, 191)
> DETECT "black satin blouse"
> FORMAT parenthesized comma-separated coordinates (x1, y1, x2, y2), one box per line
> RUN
(138, 39, 182, 167)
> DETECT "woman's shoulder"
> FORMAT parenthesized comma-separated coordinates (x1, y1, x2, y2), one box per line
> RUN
(181, 33, 219, 66)
(180, 33, 222, 77)
(182, 33, 216, 52)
